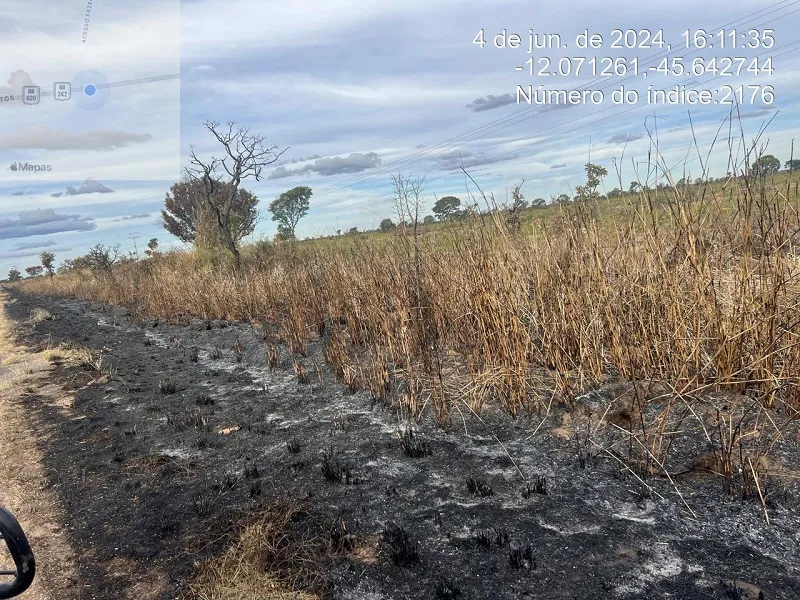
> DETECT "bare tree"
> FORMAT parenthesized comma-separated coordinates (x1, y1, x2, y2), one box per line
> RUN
(391, 173, 435, 371)
(391, 173, 426, 272)
(503, 180, 528, 233)
(85, 244, 120, 278)
(186, 120, 287, 267)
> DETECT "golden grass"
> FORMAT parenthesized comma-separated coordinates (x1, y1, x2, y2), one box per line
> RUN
(7, 155, 800, 529)
(0, 291, 81, 599)
(20, 173, 800, 420)
(1, 352, 27, 365)
(13, 161, 800, 511)
(40, 342, 94, 366)
(183, 503, 322, 600)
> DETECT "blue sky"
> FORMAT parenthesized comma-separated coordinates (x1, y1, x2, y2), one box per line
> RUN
(1, 0, 799, 275)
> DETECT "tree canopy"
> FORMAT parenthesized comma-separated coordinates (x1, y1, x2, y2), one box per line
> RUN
(752, 154, 780, 176)
(268, 186, 312, 239)
(162, 179, 259, 247)
(39, 251, 55, 277)
(574, 163, 608, 202)
(432, 196, 461, 220)
(785, 159, 800, 171)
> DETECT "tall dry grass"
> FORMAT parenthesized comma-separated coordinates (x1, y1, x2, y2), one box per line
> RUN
(19, 167, 800, 429)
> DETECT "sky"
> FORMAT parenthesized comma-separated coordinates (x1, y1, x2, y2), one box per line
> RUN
(1, 0, 799, 275)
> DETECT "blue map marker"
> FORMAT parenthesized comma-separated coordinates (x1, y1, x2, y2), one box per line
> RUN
(71, 70, 110, 110)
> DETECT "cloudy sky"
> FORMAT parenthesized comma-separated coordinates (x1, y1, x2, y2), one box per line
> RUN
(1, 0, 799, 275)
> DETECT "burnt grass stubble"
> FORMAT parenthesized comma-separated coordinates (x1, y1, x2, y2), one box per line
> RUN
(4, 288, 800, 600)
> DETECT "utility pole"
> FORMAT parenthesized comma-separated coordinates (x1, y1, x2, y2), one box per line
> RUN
(129, 233, 141, 259)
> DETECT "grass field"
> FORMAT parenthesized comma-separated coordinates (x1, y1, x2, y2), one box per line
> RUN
(19, 171, 800, 421)
(10, 164, 800, 597)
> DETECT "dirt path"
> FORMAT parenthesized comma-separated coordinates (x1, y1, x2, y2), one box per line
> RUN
(1, 286, 799, 600)
(0, 293, 79, 599)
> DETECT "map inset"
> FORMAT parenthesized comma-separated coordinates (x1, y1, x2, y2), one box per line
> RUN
(0, 1, 180, 182)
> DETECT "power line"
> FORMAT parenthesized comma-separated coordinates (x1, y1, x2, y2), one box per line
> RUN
(311, 39, 800, 217)
(313, 0, 800, 197)
(310, 0, 800, 200)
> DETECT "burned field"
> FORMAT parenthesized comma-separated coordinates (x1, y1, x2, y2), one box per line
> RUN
(3, 288, 799, 600)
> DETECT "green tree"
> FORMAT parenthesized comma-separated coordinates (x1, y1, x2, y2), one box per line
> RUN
(752, 154, 780, 176)
(629, 181, 640, 193)
(574, 163, 608, 202)
(269, 186, 312, 239)
(553, 193, 571, 204)
(379, 218, 396, 232)
(144, 238, 159, 257)
(785, 159, 800, 171)
(25, 266, 44, 278)
(7, 268, 22, 282)
(423, 215, 435, 224)
(432, 195, 461, 221)
(39, 251, 55, 277)
(162, 179, 258, 247)
(531, 197, 546, 208)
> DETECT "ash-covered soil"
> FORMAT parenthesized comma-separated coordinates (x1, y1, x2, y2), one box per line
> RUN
(4, 287, 799, 600)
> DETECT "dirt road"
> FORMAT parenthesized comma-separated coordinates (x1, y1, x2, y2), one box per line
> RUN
(1, 287, 798, 599)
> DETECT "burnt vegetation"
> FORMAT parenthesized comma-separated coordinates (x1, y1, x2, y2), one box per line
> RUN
(320, 450, 352, 484)
(381, 522, 420, 567)
(509, 543, 535, 571)
(466, 475, 494, 497)
(522, 476, 547, 497)
(158, 378, 177, 394)
(435, 577, 463, 600)
(399, 427, 432, 457)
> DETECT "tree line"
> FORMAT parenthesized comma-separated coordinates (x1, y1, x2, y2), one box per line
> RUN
(6, 122, 793, 282)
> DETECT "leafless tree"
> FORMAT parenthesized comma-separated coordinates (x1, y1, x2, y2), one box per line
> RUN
(186, 120, 287, 267)
(391, 173, 436, 371)
(503, 180, 527, 233)
(86, 243, 120, 276)
(391, 173, 426, 272)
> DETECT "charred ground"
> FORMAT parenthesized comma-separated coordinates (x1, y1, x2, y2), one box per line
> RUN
(2, 287, 799, 600)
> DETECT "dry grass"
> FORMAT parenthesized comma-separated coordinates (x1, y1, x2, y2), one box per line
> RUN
(21, 175, 800, 409)
(26, 307, 54, 324)
(41, 341, 94, 366)
(0, 292, 80, 599)
(183, 502, 323, 600)
(14, 145, 800, 502)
